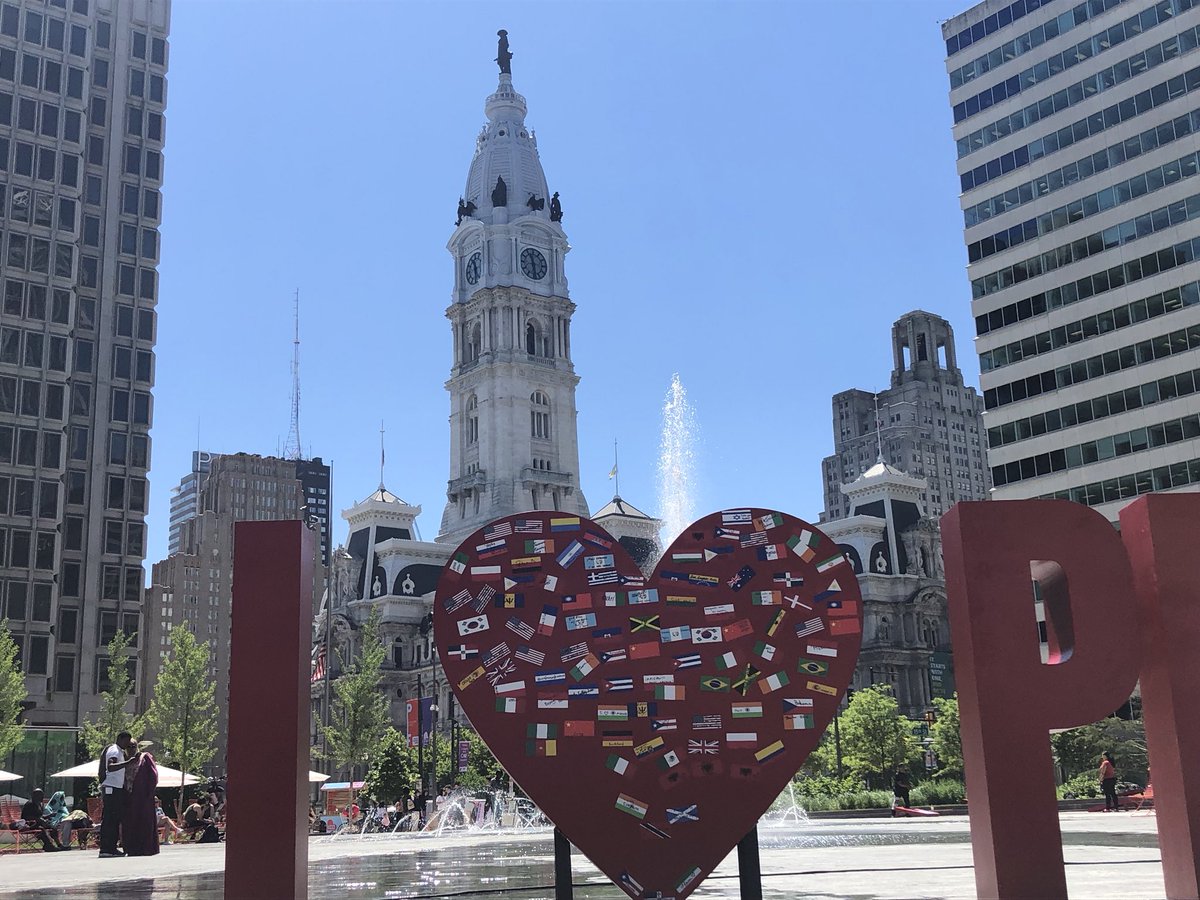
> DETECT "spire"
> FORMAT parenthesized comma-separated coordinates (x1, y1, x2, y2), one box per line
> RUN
(379, 421, 386, 490)
(283, 289, 302, 460)
(609, 439, 621, 499)
(873, 393, 884, 465)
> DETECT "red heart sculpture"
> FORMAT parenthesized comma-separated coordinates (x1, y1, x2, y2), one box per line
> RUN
(434, 509, 861, 899)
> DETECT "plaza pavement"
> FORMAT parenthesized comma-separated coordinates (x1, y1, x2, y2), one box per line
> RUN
(0, 810, 1165, 898)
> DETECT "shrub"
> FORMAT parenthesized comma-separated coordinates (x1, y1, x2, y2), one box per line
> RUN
(1057, 772, 1101, 799)
(911, 778, 966, 806)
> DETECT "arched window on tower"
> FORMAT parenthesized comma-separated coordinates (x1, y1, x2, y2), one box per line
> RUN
(526, 321, 538, 356)
(468, 322, 482, 362)
(531, 391, 550, 439)
(922, 617, 940, 649)
(466, 395, 479, 446)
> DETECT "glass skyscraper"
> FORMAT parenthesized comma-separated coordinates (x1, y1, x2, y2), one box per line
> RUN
(945, 0, 1200, 518)
(0, 0, 169, 725)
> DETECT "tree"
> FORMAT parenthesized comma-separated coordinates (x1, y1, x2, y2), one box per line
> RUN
(1051, 716, 1147, 784)
(80, 630, 144, 757)
(321, 608, 389, 783)
(837, 684, 922, 788)
(362, 728, 418, 804)
(0, 623, 27, 759)
(930, 695, 963, 778)
(145, 625, 218, 791)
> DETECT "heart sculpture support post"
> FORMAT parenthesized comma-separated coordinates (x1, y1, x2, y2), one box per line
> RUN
(226, 520, 314, 900)
(434, 510, 861, 900)
(941, 501, 1140, 900)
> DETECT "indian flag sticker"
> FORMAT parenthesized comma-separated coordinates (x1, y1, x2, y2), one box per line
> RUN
(615, 793, 648, 820)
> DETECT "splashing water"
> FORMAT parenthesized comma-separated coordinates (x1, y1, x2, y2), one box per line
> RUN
(657, 374, 697, 548)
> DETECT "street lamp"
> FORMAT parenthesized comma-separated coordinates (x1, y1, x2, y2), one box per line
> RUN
(429, 697, 440, 797)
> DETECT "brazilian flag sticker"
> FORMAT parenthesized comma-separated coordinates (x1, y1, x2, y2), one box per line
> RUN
(700, 675, 731, 692)
(797, 658, 829, 676)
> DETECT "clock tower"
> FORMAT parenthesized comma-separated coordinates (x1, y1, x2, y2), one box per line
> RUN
(437, 35, 590, 546)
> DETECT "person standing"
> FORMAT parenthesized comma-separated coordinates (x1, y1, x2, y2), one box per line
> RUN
(122, 749, 159, 855)
(98, 730, 138, 858)
(892, 767, 912, 813)
(1100, 752, 1120, 811)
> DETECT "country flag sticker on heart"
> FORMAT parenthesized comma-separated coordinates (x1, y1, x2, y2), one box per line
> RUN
(435, 509, 862, 899)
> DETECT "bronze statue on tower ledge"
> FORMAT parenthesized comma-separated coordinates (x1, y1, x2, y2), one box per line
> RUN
(496, 29, 512, 75)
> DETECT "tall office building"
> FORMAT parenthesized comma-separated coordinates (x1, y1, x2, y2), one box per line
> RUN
(436, 43, 590, 546)
(0, 0, 169, 725)
(821, 311, 990, 521)
(945, 0, 1200, 518)
(167, 449, 211, 555)
(143, 453, 325, 768)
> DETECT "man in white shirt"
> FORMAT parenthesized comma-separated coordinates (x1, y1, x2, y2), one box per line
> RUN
(98, 730, 138, 858)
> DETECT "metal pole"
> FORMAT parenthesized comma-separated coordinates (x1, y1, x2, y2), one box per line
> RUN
(553, 828, 574, 899)
(833, 713, 843, 779)
(736, 827, 763, 900)
(416, 675, 424, 796)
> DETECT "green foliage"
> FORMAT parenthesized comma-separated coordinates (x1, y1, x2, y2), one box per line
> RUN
(1057, 772, 1101, 799)
(0, 624, 26, 759)
(929, 695, 963, 778)
(145, 625, 218, 788)
(797, 729, 839, 778)
(80, 631, 144, 757)
(799, 790, 894, 812)
(837, 684, 923, 788)
(792, 773, 861, 799)
(363, 728, 418, 803)
(321, 609, 389, 780)
(911, 778, 966, 806)
(1050, 716, 1147, 784)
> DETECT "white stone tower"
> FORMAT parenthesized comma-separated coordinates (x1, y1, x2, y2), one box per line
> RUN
(437, 34, 589, 546)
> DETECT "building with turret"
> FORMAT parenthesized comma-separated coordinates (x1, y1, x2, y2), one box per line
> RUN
(822, 310, 990, 522)
(311, 37, 658, 781)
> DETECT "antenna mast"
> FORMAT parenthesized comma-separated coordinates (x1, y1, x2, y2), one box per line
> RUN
(284, 289, 302, 460)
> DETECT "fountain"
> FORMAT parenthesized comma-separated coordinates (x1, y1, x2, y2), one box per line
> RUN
(657, 374, 697, 547)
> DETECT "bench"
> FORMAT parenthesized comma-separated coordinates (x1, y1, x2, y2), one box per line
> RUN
(0, 801, 56, 853)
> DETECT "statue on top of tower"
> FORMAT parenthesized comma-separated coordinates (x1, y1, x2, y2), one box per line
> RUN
(549, 192, 563, 222)
(496, 29, 513, 75)
(492, 176, 507, 208)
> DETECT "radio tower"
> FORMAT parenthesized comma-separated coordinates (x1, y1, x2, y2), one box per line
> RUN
(284, 289, 302, 460)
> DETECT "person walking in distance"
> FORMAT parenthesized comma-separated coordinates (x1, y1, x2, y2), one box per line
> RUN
(1099, 752, 1120, 811)
(98, 731, 139, 857)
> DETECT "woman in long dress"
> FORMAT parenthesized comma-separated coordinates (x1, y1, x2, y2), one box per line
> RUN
(122, 750, 160, 855)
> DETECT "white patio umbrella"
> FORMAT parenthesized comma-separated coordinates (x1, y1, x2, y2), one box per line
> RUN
(50, 760, 201, 786)
(309, 771, 329, 783)
(0, 771, 21, 782)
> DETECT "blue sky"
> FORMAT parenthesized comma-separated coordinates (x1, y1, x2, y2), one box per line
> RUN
(147, 0, 971, 566)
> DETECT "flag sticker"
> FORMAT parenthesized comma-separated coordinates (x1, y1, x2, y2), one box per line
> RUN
(584, 554, 616, 570)
(798, 657, 829, 676)
(562, 592, 593, 609)
(784, 713, 816, 730)
(674, 653, 701, 669)
(751, 590, 781, 606)
(550, 516, 582, 532)
(816, 554, 846, 573)
(634, 736, 665, 758)
(766, 610, 786, 637)
(808, 681, 839, 697)
(758, 671, 790, 694)
(795, 617, 825, 638)
(524, 539, 554, 554)
(556, 540, 585, 568)
(688, 739, 718, 754)
(715, 651, 739, 670)
(807, 643, 839, 658)
(565, 612, 597, 631)
(787, 530, 820, 562)
(599, 705, 630, 721)
(564, 720, 595, 737)
(755, 740, 786, 763)
(723, 509, 752, 524)
(537, 605, 558, 635)
(494, 696, 520, 713)
(829, 618, 861, 636)
(732, 701, 763, 718)
(660, 625, 692, 643)
(515, 518, 543, 534)
(457, 666, 486, 690)
(615, 793, 648, 820)
(457, 615, 490, 636)
(606, 755, 631, 775)
(444, 589, 472, 613)
(654, 684, 684, 700)
(672, 551, 703, 563)
(526, 723, 557, 739)
(506, 617, 535, 640)
(449, 552, 468, 575)
(627, 589, 659, 605)
(753, 641, 776, 662)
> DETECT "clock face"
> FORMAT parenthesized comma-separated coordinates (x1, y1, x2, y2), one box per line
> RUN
(520, 247, 548, 281)
(465, 252, 482, 285)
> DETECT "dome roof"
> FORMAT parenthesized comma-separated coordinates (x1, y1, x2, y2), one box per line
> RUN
(464, 73, 552, 226)
(593, 496, 658, 522)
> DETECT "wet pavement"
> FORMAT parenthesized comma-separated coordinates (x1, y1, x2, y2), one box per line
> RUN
(8, 812, 1166, 899)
